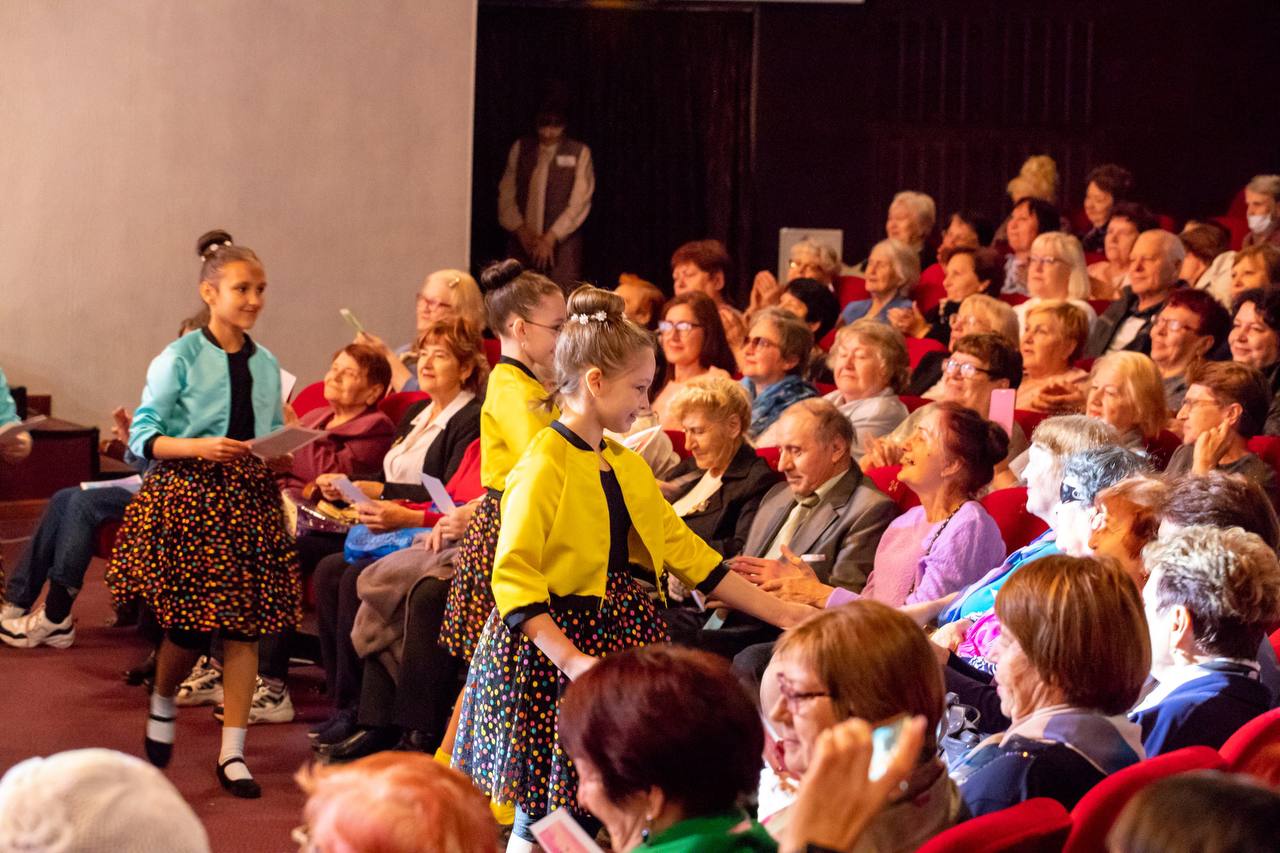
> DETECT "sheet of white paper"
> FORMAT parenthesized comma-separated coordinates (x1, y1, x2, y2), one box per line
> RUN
(333, 475, 375, 506)
(81, 474, 143, 494)
(0, 415, 46, 444)
(280, 368, 298, 404)
(620, 423, 662, 450)
(248, 426, 327, 459)
(530, 811, 605, 853)
(420, 473, 457, 513)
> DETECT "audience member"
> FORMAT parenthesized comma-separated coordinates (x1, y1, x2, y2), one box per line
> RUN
(1084, 352, 1170, 454)
(779, 277, 841, 382)
(0, 748, 210, 853)
(1230, 242, 1280, 300)
(1229, 287, 1280, 392)
(1131, 526, 1280, 754)
(740, 308, 817, 447)
(1006, 155, 1058, 207)
(357, 269, 485, 393)
(1087, 476, 1167, 586)
(884, 190, 938, 268)
(296, 752, 500, 853)
(559, 646, 776, 852)
(671, 239, 748, 355)
(1108, 771, 1280, 853)
(751, 237, 842, 312)
(651, 291, 737, 429)
(1047, 447, 1153, 562)
(839, 239, 917, 326)
(822, 320, 910, 461)
(892, 246, 1003, 347)
(1087, 202, 1157, 299)
(950, 555, 1149, 816)
(616, 273, 665, 329)
(1086, 230, 1185, 357)
(1243, 173, 1280, 249)
(1158, 470, 1280, 549)
(1079, 163, 1136, 252)
(1016, 231, 1097, 332)
(916, 210, 996, 294)
(906, 294, 1020, 396)
(1147, 288, 1231, 411)
(1001, 197, 1059, 295)
(1179, 220, 1234, 295)
(1016, 301, 1090, 414)
(763, 603, 963, 851)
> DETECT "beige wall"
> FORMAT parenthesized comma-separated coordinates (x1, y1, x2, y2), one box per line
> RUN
(0, 0, 477, 429)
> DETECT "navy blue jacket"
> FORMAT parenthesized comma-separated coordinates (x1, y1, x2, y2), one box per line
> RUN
(957, 736, 1106, 817)
(1131, 666, 1273, 756)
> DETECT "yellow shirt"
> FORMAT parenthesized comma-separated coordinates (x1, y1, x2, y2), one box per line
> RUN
(493, 422, 727, 625)
(480, 359, 558, 492)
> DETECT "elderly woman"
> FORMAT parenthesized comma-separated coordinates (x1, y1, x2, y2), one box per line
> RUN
(885, 190, 938, 266)
(1043, 447, 1153, 565)
(663, 375, 781, 559)
(1180, 221, 1234, 294)
(1149, 289, 1230, 412)
(779, 278, 842, 383)
(765, 402, 1008, 610)
(1079, 163, 1135, 253)
(1130, 526, 1280, 756)
(763, 602, 963, 851)
(742, 308, 818, 447)
(908, 293, 1020, 396)
(840, 239, 918, 326)
(1084, 351, 1169, 457)
(950, 555, 1149, 816)
(1000, 197, 1059, 295)
(1230, 243, 1280, 301)
(560, 645, 777, 851)
(1229, 287, 1280, 394)
(1017, 301, 1091, 413)
(918, 211, 997, 291)
(821, 321, 910, 458)
(1016, 232, 1098, 333)
(750, 238, 842, 312)
(1086, 475, 1166, 587)
(892, 247, 1003, 347)
(356, 268, 486, 392)
(1086, 203, 1156, 300)
(650, 291, 737, 429)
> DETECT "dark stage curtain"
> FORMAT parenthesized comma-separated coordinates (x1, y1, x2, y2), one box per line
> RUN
(471, 3, 756, 305)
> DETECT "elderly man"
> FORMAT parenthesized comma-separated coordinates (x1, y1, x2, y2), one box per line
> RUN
(1244, 174, 1280, 250)
(1086, 230, 1186, 357)
(1148, 288, 1231, 411)
(685, 398, 896, 660)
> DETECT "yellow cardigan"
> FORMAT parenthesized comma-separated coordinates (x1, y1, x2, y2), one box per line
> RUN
(493, 423, 728, 627)
(480, 358, 558, 493)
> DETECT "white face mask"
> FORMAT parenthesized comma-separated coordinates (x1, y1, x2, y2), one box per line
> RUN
(1248, 213, 1273, 234)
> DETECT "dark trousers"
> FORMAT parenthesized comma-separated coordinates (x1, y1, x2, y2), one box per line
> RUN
(357, 577, 462, 747)
(315, 553, 374, 710)
(6, 485, 132, 608)
(258, 532, 345, 681)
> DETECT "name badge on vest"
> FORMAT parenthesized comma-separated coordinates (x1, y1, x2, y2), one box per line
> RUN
(555, 154, 577, 168)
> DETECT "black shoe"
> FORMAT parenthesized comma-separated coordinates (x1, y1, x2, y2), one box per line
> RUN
(217, 757, 262, 799)
(309, 708, 358, 746)
(317, 727, 401, 763)
(105, 600, 140, 628)
(144, 715, 175, 769)
(124, 651, 158, 686)
(397, 728, 441, 754)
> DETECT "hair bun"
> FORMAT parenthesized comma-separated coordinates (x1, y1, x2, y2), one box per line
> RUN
(479, 258, 525, 293)
(566, 285, 625, 323)
(985, 421, 1011, 466)
(196, 229, 234, 261)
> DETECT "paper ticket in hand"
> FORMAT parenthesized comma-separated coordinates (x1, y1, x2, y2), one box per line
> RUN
(0, 415, 45, 444)
(248, 426, 326, 459)
(420, 473, 457, 513)
(530, 810, 605, 853)
(333, 475, 375, 507)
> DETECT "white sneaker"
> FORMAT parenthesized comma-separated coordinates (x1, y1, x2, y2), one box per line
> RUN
(0, 603, 25, 621)
(213, 677, 296, 725)
(0, 608, 75, 649)
(176, 656, 224, 707)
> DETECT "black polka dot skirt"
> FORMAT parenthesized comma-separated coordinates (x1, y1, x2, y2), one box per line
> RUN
(440, 491, 501, 661)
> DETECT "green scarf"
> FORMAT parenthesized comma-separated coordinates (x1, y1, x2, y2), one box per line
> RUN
(642, 811, 778, 852)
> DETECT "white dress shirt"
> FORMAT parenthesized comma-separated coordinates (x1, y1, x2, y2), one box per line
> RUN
(380, 391, 475, 485)
(497, 140, 595, 241)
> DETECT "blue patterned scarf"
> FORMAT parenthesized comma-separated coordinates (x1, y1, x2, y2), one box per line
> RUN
(744, 375, 817, 439)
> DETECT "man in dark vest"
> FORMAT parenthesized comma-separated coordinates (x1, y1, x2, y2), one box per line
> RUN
(497, 105, 595, 285)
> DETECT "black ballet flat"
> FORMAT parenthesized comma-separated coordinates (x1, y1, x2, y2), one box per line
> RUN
(144, 716, 175, 768)
(217, 757, 261, 799)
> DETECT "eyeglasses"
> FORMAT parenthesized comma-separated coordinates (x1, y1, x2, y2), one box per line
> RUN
(658, 320, 703, 337)
(744, 336, 781, 351)
(524, 319, 564, 335)
(416, 295, 454, 311)
(1028, 255, 1066, 266)
(777, 679, 831, 714)
(1152, 317, 1201, 335)
(943, 359, 992, 379)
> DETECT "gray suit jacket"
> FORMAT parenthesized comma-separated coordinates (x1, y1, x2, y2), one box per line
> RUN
(743, 465, 898, 593)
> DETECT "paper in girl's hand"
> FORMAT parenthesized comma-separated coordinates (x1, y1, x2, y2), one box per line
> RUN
(248, 426, 326, 459)
(279, 368, 298, 404)
(530, 810, 606, 853)
(0, 415, 45, 444)
(332, 475, 375, 507)
(420, 473, 457, 513)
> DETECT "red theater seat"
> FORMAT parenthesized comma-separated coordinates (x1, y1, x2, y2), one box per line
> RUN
(665, 430, 689, 459)
(836, 275, 868, 305)
(1087, 300, 1112, 316)
(980, 487, 1048, 552)
(915, 265, 947, 313)
(1063, 747, 1226, 853)
(483, 337, 502, 367)
(1219, 707, 1280, 783)
(756, 446, 780, 470)
(93, 519, 124, 560)
(899, 395, 932, 412)
(905, 337, 947, 370)
(1013, 409, 1048, 440)
(999, 293, 1030, 307)
(1247, 435, 1280, 473)
(291, 381, 328, 416)
(862, 465, 919, 513)
(378, 391, 430, 425)
(916, 798, 1071, 853)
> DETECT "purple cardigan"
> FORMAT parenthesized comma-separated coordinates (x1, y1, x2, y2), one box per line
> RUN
(279, 405, 396, 493)
(827, 501, 1006, 608)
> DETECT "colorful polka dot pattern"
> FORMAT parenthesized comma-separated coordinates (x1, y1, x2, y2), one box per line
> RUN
(105, 456, 301, 635)
(453, 566, 669, 821)
(439, 491, 501, 661)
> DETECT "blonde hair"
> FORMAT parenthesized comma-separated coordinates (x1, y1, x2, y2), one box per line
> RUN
(1026, 300, 1090, 361)
(668, 373, 751, 436)
(829, 320, 910, 393)
(1091, 351, 1168, 439)
(1030, 413, 1120, 461)
(297, 753, 500, 853)
(550, 285, 656, 406)
(959, 293, 1020, 346)
(1030, 231, 1091, 300)
(425, 269, 486, 334)
(1007, 154, 1059, 202)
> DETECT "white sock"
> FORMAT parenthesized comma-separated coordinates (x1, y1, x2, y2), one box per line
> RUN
(147, 694, 177, 743)
(505, 835, 534, 853)
(219, 727, 252, 781)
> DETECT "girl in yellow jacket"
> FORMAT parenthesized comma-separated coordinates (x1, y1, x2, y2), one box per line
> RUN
(452, 286, 811, 848)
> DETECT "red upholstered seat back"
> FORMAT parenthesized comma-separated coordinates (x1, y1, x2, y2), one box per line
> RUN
(756, 446, 780, 470)
(379, 391, 431, 426)
(1219, 707, 1280, 784)
(291, 381, 329, 417)
(915, 798, 1071, 853)
(665, 430, 690, 459)
(836, 275, 868, 305)
(862, 464, 920, 513)
(980, 487, 1048, 553)
(1063, 746, 1226, 853)
(483, 337, 502, 367)
(899, 395, 933, 413)
(906, 336, 947, 370)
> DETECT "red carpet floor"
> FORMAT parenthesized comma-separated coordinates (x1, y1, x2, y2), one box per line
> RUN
(0, 556, 330, 853)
